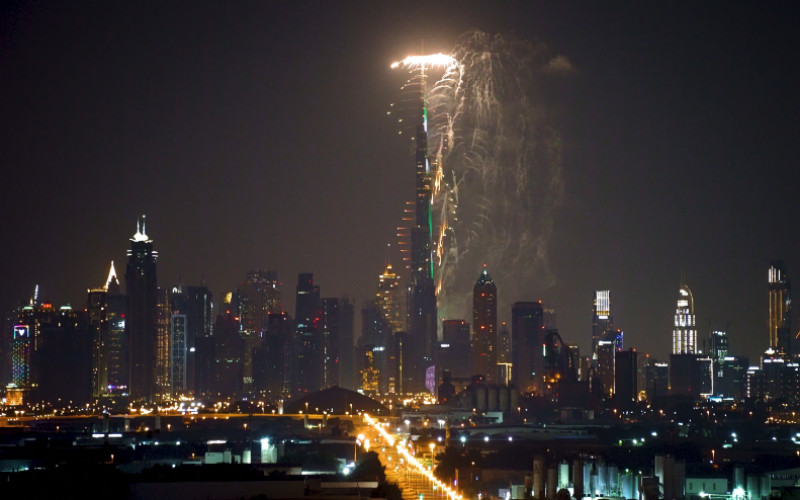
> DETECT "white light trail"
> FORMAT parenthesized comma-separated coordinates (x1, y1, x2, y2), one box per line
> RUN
(390, 53, 459, 71)
(364, 414, 463, 500)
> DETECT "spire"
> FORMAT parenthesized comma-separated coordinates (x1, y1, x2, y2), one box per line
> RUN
(131, 214, 151, 242)
(476, 264, 494, 286)
(104, 261, 119, 291)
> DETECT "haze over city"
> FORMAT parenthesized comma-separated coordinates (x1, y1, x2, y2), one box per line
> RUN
(3, 1, 800, 362)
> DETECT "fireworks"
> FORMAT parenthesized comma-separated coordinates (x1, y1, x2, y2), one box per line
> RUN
(390, 53, 459, 71)
(391, 31, 567, 321)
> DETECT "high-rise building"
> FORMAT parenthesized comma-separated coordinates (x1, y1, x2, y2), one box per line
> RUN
(672, 283, 697, 355)
(541, 329, 577, 399)
(240, 270, 281, 335)
(596, 340, 616, 397)
(497, 321, 510, 364)
(644, 360, 669, 400)
(709, 330, 728, 363)
(291, 273, 321, 394)
(408, 100, 438, 394)
(10, 325, 31, 392)
(88, 262, 122, 398)
(592, 290, 613, 358)
(768, 261, 792, 356)
(614, 349, 638, 410)
(125, 215, 159, 402)
(185, 285, 213, 396)
(239, 270, 281, 394)
(511, 301, 544, 394)
(377, 263, 403, 335)
(321, 297, 340, 389)
(169, 286, 188, 397)
(439, 319, 472, 391)
(35, 305, 92, 404)
(255, 311, 292, 398)
(472, 267, 497, 382)
(212, 305, 244, 397)
(359, 302, 389, 394)
(376, 263, 403, 394)
(155, 287, 171, 400)
(338, 297, 356, 391)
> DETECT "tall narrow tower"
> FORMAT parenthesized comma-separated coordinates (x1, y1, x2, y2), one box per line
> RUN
(472, 266, 497, 381)
(768, 261, 792, 355)
(126, 215, 159, 402)
(88, 262, 122, 398)
(409, 101, 438, 392)
(511, 301, 544, 393)
(591, 290, 612, 358)
(672, 282, 697, 355)
(292, 273, 321, 393)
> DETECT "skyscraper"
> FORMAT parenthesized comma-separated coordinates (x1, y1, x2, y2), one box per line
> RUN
(408, 100, 438, 393)
(359, 302, 389, 393)
(768, 261, 792, 355)
(320, 297, 340, 389)
(472, 266, 497, 382)
(155, 287, 171, 399)
(376, 262, 403, 394)
(255, 311, 292, 398)
(185, 285, 213, 396)
(105, 266, 127, 395)
(212, 303, 244, 397)
(511, 301, 544, 394)
(10, 325, 31, 393)
(672, 282, 697, 355)
(592, 290, 613, 358)
(125, 215, 159, 402)
(169, 286, 188, 397)
(614, 349, 638, 410)
(240, 270, 281, 334)
(240, 270, 281, 393)
(292, 273, 321, 393)
(88, 262, 121, 398)
(377, 263, 403, 335)
(338, 297, 356, 391)
(36, 305, 92, 404)
(439, 319, 472, 388)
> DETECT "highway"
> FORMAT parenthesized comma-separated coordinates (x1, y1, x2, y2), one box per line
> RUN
(361, 414, 463, 500)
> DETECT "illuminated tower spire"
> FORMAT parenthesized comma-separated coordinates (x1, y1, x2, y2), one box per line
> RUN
(105, 261, 119, 291)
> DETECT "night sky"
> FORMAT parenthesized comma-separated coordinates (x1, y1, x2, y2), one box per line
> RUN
(2, 1, 799, 362)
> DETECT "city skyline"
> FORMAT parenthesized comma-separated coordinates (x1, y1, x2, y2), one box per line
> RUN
(2, 2, 800, 362)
